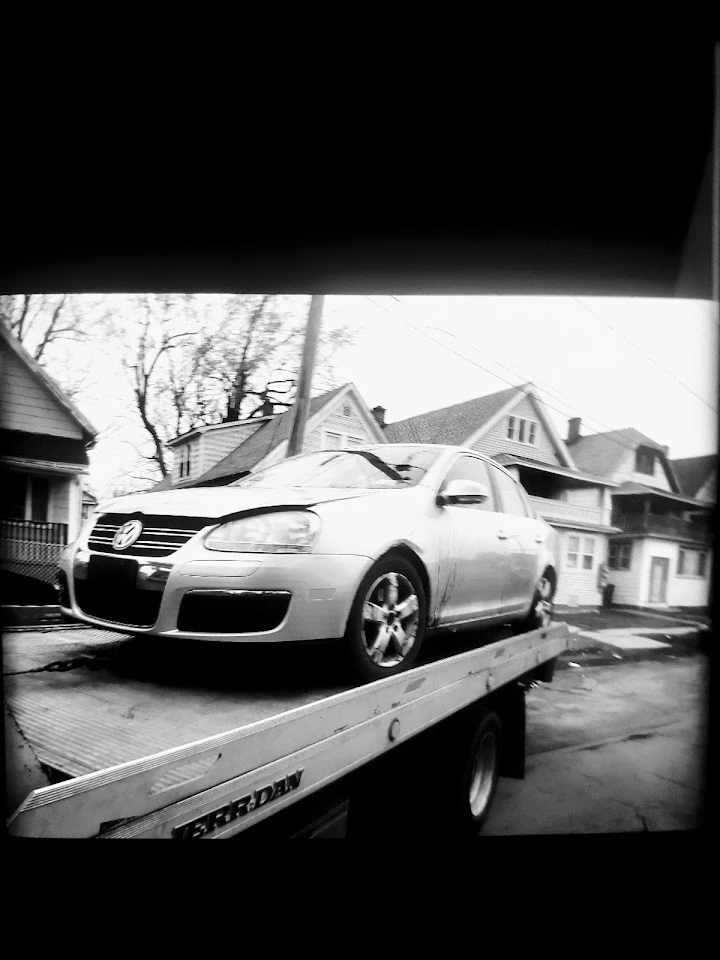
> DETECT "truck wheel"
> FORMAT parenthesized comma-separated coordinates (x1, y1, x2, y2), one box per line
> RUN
(344, 554, 426, 684)
(462, 711, 502, 832)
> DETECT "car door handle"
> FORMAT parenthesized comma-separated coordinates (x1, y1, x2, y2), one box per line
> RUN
(497, 530, 509, 539)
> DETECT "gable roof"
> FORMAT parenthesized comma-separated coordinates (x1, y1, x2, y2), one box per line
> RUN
(0, 322, 97, 445)
(568, 427, 665, 474)
(670, 454, 717, 498)
(384, 385, 519, 446)
(187, 384, 352, 487)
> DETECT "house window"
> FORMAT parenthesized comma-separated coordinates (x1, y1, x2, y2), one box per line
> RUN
(323, 431, 343, 449)
(342, 402, 352, 417)
(566, 536, 579, 568)
(678, 548, 707, 578)
(635, 449, 655, 475)
(178, 445, 192, 478)
(507, 415, 537, 445)
(322, 432, 364, 449)
(608, 540, 632, 570)
(581, 537, 595, 570)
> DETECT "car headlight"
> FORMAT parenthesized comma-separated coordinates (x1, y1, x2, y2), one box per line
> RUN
(204, 511, 322, 554)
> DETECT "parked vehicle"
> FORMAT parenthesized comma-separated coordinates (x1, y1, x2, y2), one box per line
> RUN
(57, 444, 558, 682)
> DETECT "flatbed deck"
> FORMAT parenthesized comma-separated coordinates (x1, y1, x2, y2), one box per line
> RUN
(4, 623, 529, 780)
(5, 621, 572, 838)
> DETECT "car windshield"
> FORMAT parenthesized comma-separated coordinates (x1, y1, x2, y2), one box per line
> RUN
(233, 446, 442, 490)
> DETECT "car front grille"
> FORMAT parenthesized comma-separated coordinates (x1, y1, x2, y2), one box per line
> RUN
(74, 578, 164, 628)
(88, 513, 214, 557)
(177, 590, 292, 634)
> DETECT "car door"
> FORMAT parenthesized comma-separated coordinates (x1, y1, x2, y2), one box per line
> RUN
(433, 454, 510, 626)
(487, 463, 542, 612)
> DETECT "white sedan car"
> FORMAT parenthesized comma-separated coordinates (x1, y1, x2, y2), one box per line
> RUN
(58, 444, 558, 682)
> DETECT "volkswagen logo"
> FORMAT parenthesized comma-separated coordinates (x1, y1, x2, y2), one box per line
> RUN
(112, 520, 143, 551)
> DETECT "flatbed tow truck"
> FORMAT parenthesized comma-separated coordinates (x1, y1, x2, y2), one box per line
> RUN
(5, 619, 572, 839)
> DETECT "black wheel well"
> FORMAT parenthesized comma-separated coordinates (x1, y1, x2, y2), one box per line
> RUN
(378, 544, 432, 611)
(543, 565, 557, 597)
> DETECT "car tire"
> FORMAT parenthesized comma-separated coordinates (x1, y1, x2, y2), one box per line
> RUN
(344, 554, 426, 684)
(522, 572, 555, 632)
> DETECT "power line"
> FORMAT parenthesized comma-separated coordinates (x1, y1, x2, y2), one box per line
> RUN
(366, 296, 667, 463)
(572, 297, 718, 414)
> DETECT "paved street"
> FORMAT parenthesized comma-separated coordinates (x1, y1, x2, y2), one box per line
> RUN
(483, 655, 707, 834)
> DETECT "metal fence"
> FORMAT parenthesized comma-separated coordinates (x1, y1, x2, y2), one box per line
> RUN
(0, 519, 68, 586)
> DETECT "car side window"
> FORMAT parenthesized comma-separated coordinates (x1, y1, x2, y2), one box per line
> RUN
(489, 465, 528, 517)
(440, 456, 496, 511)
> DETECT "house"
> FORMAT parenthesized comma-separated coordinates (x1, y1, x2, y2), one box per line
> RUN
(154, 383, 387, 491)
(0, 323, 97, 592)
(384, 383, 620, 608)
(567, 425, 714, 610)
(81, 487, 99, 521)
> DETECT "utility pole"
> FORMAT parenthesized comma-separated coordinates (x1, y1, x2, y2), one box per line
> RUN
(286, 295, 324, 458)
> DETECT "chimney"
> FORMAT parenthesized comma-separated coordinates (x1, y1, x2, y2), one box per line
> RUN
(371, 406, 386, 429)
(261, 399, 274, 418)
(567, 417, 581, 444)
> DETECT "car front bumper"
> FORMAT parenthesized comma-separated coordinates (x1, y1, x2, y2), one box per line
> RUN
(58, 545, 374, 643)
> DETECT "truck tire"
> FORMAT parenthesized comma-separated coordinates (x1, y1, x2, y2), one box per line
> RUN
(460, 710, 503, 833)
(344, 554, 426, 684)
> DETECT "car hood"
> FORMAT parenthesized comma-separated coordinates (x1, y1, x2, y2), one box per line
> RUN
(96, 486, 394, 520)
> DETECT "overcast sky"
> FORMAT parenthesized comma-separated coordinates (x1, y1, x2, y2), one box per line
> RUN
(82, 295, 718, 497)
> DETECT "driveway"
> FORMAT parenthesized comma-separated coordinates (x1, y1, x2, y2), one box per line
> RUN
(483, 655, 708, 834)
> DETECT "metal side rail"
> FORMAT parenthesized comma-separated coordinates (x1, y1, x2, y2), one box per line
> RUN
(7, 622, 571, 839)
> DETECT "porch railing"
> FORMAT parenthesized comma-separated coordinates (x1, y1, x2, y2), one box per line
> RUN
(529, 496, 608, 527)
(0, 520, 69, 579)
(611, 513, 712, 543)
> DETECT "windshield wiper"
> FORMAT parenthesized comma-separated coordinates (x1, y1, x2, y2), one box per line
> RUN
(334, 450, 408, 482)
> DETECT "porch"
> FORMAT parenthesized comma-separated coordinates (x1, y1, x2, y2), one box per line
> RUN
(611, 488, 712, 545)
(0, 519, 69, 584)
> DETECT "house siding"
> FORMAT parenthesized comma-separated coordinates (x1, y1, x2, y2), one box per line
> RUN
(201, 422, 263, 473)
(605, 539, 647, 606)
(611, 448, 673, 491)
(470, 394, 561, 465)
(554, 529, 606, 606)
(0, 349, 83, 439)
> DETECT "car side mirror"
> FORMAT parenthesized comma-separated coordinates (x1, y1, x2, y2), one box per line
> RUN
(437, 479, 490, 506)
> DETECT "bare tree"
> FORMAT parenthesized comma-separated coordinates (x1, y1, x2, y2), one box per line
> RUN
(0, 294, 101, 362)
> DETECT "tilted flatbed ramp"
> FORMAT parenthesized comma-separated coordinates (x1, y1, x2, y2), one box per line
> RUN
(5, 622, 571, 838)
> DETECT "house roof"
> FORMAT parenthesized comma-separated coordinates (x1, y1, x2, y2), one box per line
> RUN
(611, 481, 711, 508)
(492, 452, 617, 486)
(384, 386, 519, 446)
(568, 427, 671, 478)
(670, 454, 716, 498)
(157, 384, 348, 489)
(0, 322, 97, 444)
